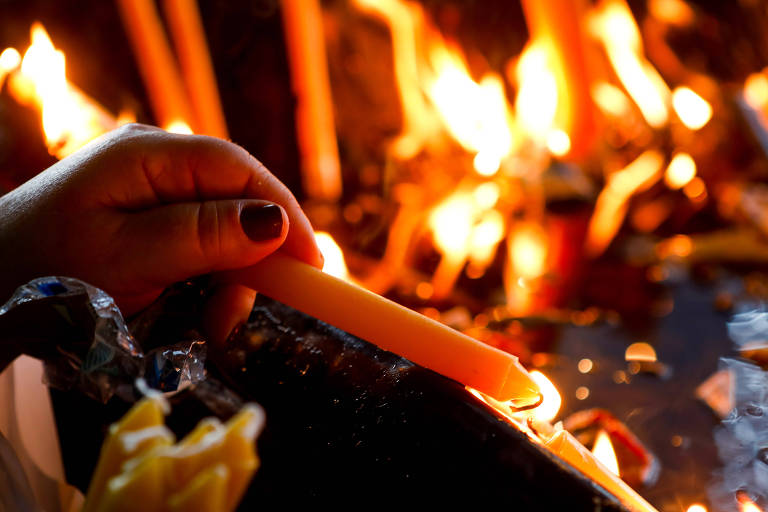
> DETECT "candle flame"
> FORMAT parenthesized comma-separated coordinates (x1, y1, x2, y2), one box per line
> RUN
(664, 153, 697, 190)
(672, 87, 712, 130)
(315, 231, 350, 281)
(592, 429, 620, 477)
(529, 370, 561, 423)
(591, 0, 670, 127)
(11, 23, 116, 159)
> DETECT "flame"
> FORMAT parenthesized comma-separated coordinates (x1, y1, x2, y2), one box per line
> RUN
(165, 120, 194, 134)
(664, 153, 697, 190)
(0, 47, 21, 73)
(514, 42, 560, 145)
(745, 73, 768, 110)
(672, 87, 712, 130)
(592, 430, 620, 476)
(591, 0, 670, 127)
(591, 82, 632, 117)
(11, 23, 116, 159)
(738, 494, 762, 512)
(685, 505, 707, 512)
(508, 223, 548, 280)
(586, 150, 665, 256)
(649, 0, 695, 27)
(315, 231, 350, 281)
(468, 209, 506, 268)
(429, 192, 475, 261)
(529, 370, 562, 423)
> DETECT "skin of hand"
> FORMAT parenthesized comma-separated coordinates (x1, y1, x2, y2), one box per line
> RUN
(0, 123, 323, 345)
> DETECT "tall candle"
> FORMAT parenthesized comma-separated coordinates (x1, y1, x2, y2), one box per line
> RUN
(217, 253, 540, 404)
(116, 0, 193, 130)
(521, 0, 597, 160)
(281, 0, 343, 201)
(545, 430, 658, 512)
(162, 0, 228, 138)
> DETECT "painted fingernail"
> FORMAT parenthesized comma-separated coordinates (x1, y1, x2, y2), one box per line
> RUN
(240, 203, 284, 242)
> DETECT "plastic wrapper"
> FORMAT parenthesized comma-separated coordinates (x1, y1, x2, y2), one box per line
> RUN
(0, 276, 207, 402)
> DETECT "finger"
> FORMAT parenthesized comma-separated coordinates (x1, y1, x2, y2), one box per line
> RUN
(203, 284, 257, 347)
(103, 127, 323, 268)
(113, 199, 288, 291)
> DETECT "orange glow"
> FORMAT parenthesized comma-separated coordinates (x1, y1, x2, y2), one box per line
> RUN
(592, 430, 620, 476)
(649, 0, 695, 26)
(469, 210, 506, 269)
(625, 342, 657, 362)
(658, 234, 693, 259)
(164, 119, 194, 134)
(12, 23, 116, 159)
(591, 82, 632, 117)
(672, 87, 712, 130)
(508, 223, 548, 280)
(664, 153, 697, 189)
(685, 505, 707, 512)
(586, 150, 665, 256)
(546, 129, 571, 157)
(529, 370, 561, 423)
(514, 42, 560, 145)
(429, 193, 475, 260)
(315, 231, 351, 281)
(683, 177, 707, 201)
(473, 182, 500, 210)
(0, 47, 21, 73)
(591, 0, 670, 127)
(745, 73, 768, 110)
(738, 495, 761, 512)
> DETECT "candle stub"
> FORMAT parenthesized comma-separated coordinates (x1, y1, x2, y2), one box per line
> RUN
(218, 253, 540, 404)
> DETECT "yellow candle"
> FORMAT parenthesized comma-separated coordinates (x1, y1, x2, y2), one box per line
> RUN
(162, 0, 228, 138)
(167, 464, 229, 512)
(281, 0, 343, 201)
(217, 253, 540, 404)
(116, 0, 193, 129)
(544, 430, 658, 512)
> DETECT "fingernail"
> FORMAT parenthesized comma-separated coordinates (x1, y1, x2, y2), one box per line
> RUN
(240, 203, 284, 242)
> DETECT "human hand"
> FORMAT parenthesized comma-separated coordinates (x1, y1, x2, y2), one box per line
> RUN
(0, 124, 322, 342)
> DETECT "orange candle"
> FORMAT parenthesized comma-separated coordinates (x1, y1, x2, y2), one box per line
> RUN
(116, 0, 193, 129)
(545, 430, 658, 512)
(281, 0, 342, 201)
(521, 0, 598, 160)
(162, 0, 228, 138)
(217, 253, 540, 404)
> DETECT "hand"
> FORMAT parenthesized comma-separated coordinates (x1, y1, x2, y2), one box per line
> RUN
(0, 124, 323, 342)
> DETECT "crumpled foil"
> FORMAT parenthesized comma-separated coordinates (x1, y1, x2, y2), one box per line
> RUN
(0, 276, 207, 403)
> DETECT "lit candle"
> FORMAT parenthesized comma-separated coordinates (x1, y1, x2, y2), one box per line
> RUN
(217, 253, 541, 404)
(521, 0, 598, 160)
(280, 0, 343, 201)
(544, 430, 658, 512)
(116, 0, 193, 130)
(162, 0, 228, 138)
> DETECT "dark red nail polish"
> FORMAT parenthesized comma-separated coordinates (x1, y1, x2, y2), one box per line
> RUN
(240, 203, 283, 242)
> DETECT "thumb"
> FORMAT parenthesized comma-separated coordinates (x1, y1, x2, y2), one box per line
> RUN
(117, 199, 288, 292)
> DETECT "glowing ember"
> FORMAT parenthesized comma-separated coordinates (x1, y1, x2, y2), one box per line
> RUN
(664, 153, 697, 190)
(592, 429, 620, 476)
(529, 370, 561, 423)
(672, 87, 712, 130)
(625, 342, 657, 362)
(586, 150, 665, 256)
(685, 504, 707, 512)
(315, 231, 350, 281)
(591, 0, 670, 128)
(165, 120, 194, 134)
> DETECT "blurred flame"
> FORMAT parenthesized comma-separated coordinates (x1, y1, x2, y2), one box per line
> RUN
(529, 370, 561, 423)
(515, 42, 560, 146)
(586, 150, 665, 256)
(546, 129, 571, 157)
(685, 504, 707, 512)
(315, 231, 350, 281)
(592, 430, 620, 476)
(672, 87, 712, 130)
(469, 209, 505, 268)
(165, 120, 194, 134)
(12, 23, 116, 159)
(0, 47, 21, 73)
(745, 73, 768, 110)
(664, 152, 697, 189)
(738, 494, 762, 512)
(649, 0, 695, 26)
(591, 82, 632, 117)
(591, 0, 670, 127)
(509, 223, 548, 280)
(429, 192, 475, 260)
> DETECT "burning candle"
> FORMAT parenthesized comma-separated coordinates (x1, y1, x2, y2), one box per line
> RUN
(117, 0, 194, 130)
(281, 0, 342, 201)
(217, 253, 541, 404)
(544, 429, 657, 512)
(521, 0, 598, 160)
(162, 0, 228, 138)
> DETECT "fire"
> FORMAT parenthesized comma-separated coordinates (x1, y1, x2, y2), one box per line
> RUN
(315, 231, 351, 281)
(592, 82, 632, 118)
(685, 505, 707, 512)
(468, 210, 506, 270)
(591, 0, 670, 128)
(508, 223, 548, 280)
(586, 150, 665, 256)
(529, 370, 562, 423)
(745, 72, 768, 111)
(10, 23, 116, 159)
(672, 87, 712, 130)
(165, 120, 194, 134)
(592, 430, 620, 476)
(738, 494, 762, 512)
(429, 192, 475, 261)
(664, 153, 697, 190)
(514, 42, 560, 146)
